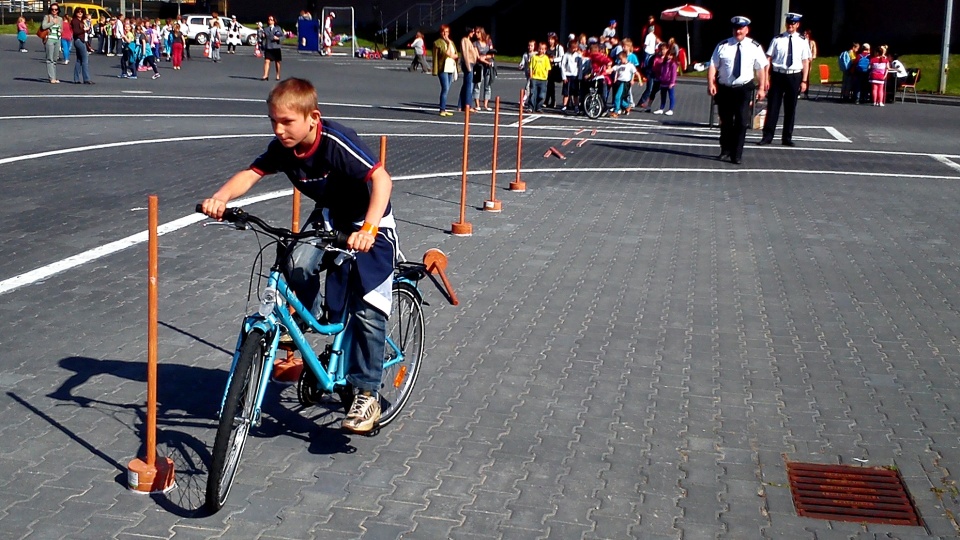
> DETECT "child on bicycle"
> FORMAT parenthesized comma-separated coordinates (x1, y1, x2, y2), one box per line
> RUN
(582, 42, 612, 111)
(200, 78, 397, 434)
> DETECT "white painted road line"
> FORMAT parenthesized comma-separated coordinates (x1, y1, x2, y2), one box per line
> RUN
(2, 166, 959, 297)
(0, 189, 290, 296)
(933, 155, 960, 173)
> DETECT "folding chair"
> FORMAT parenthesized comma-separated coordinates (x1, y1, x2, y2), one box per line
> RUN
(899, 68, 920, 103)
(815, 64, 841, 100)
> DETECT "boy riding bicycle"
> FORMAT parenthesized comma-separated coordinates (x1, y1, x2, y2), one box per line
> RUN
(200, 78, 397, 434)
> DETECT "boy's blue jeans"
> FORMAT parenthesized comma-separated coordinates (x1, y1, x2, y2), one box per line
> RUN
(612, 81, 632, 111)
(531, 79, 547, 111)
(287, 241, 386, 394)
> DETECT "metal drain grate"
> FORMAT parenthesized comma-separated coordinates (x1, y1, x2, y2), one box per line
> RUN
(786, 462, 922, 526)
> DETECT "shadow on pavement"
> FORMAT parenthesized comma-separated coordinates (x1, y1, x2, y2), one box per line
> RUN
(42, 354, 358, 515)
(160, 321, 233, 356)
(592, 141, 717, 162)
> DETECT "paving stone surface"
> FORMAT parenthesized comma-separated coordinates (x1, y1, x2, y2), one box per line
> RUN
(2, 34, 960, 539)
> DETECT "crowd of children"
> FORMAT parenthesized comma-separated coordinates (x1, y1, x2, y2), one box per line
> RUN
(83, 13, 250, 78)
(518, 18, 685, 118)
(838, 42, 906, 106)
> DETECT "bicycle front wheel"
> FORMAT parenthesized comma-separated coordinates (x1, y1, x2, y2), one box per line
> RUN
(206, 328, 267, 513)
(378, 282, 425, 426)
(585, 93, 603, 119)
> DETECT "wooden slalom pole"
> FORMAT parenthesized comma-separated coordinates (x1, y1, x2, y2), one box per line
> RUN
(273, 189, 304, 383)
(484, 96, 502, 212)
(126, 195, 175, 494)
(509, 89, 526, 192)
(451, 108, 473, 236)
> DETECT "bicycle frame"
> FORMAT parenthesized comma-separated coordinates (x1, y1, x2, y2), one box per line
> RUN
(218, 266, 408, 428)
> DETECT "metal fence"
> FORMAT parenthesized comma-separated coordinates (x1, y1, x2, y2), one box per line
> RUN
(381, 0, 464, 46)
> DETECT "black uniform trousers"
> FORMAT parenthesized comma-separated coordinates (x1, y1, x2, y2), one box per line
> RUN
(762, 71, 802, 143)
(715, 81, 755, 161)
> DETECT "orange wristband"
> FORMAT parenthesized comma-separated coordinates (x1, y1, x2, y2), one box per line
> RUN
(360, 222, 379, 236)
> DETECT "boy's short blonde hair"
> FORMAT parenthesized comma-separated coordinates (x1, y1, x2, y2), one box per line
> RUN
(267, 78, 319, 118)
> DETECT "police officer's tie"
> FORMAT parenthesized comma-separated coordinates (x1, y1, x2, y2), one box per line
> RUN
(733, 42, 741, 79)
(787, 35, 794, 68)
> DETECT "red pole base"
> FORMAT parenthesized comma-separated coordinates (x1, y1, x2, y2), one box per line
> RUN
(451, 221, 473, 236)
(272, 356, 303, 384)
(127, 457, 175, 494)
(483, 199, 502, 212)
(509, 180, 526, 192)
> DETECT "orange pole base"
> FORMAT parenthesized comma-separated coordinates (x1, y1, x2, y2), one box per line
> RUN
(451, 221, 473, 236)
(127, 456, 175, 494)
(483, 199, 502, 212)
(509, 180, 526, 192)
(423, 248, 460, 306)
(272, 356, 303, 383)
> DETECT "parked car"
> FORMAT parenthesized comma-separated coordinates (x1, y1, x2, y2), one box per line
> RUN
(181, 14, 258, 46)
(60, 2, 111, 22)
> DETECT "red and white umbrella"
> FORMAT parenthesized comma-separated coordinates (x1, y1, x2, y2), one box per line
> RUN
(660, 5, 713, 63)
(660, 4, 712, 21)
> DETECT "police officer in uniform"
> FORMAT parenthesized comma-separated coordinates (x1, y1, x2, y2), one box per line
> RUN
(708, 16, 767, 165)
(758, 12, 811, 146)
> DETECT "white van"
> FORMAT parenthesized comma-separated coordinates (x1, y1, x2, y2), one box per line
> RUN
(181, 14, 258, 46)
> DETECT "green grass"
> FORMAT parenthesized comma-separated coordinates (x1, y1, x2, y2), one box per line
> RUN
(280, 34, 388, 50)
(817, 54, 960, 95)
(0, 21, 40, 34)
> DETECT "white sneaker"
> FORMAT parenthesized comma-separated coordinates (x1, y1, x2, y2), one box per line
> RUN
(879, 102, 885, 107)
(653, 109, 664, 115)
(152, 73, 161, 79)
(665, 110, 674, 116)
(342, 392, 381, 434)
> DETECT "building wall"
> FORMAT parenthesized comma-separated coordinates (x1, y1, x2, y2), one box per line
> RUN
(191, 0, 959, 58)
(448, 0, 959, 59)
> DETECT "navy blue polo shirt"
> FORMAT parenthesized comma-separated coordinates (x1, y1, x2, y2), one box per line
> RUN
(249, 119, 391, 229)
(250, 119, 397, 315)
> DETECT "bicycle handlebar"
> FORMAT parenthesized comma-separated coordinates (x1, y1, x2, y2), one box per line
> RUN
(195, 204, 349, 246)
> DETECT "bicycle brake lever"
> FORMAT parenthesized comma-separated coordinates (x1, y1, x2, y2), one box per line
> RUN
(202, 221, 238, 228)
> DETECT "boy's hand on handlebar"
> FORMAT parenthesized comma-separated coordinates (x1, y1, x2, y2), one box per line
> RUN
(347, 230, 375, 252)
(201, 198, 228, 220)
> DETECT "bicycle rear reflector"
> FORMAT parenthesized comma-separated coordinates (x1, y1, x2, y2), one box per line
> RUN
(393, 365, 407, 388)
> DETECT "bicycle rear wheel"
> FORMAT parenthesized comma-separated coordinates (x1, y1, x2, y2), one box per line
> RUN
(206, 328, 267, 512)
(378, 282, 424, 426)
(585, 92, 603, 119)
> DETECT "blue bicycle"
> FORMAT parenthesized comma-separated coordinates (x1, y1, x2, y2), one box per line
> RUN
(197, 206, 428, 513)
